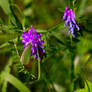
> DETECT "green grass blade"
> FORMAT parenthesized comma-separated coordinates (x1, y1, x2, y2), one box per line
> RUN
(4, 73, 31, 92)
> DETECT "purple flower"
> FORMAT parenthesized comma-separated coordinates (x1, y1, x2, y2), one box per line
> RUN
(21, 25, 46, 61)
(63, 7, 80, 37)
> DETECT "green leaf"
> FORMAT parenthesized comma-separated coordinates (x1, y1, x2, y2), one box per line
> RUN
(0, 42, 9, 49)
(10, 4, 25, 18)
(75, 80, 92, 92)
(1, 58, 13, 92)
(0, 0, 11, 15)
(78, 0, 87, 16)
(77, 37, 92, 55)
(36, 29, 47, 33)
(57, 8, 65, 13)
(9, 3, 25, 27)
(76, 89, 87, 92)
(2, 80, 7, 92)
(8, 14, 17, 26)
(20, 44, 31, 65)
(85, 80, 92, 91)
(0, 33, 18, 44)
(4, 73, 31, 92)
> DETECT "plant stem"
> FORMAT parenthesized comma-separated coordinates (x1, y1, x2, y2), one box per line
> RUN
(70, 34, 72, 46)
(38, 61, 40, 80)
(13, 39, 20, 59)
(68, 0, 70, 8)
(28, 61, 41, 85)
(85, 80, 90, 92)
(85, 54, 92, 65)
(70, 35, 74, 91)
(68, 0, 73, 8)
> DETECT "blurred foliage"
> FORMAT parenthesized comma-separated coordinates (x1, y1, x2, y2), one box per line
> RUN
(0, 0, 92, 92)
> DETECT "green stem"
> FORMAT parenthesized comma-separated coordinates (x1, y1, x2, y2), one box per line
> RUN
(70, 34, 72, 46)
(36, 46, 41, 80)
(68, 0, 70, 8)
(13, 39, 20, 59)
(38, 61, 40, 80)
(85, 80, 90, 92)
(70, 35, 74, 91)
(85, 54, 92, 65)
(29, 61, 40, 85)
(71, 57, 74, 91)
(68, 0, 73, 8)
(2, 80, 7, 92)
(71, 59, 74, 78)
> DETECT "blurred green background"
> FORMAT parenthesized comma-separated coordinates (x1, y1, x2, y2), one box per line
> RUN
(0, 0, 92, 92)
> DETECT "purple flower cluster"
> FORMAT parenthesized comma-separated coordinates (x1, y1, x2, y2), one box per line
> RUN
(63, 7, 80, 37)
(21, 25, 46, 61)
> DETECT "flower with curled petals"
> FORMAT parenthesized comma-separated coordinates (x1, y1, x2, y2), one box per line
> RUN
(21, 25, 46, 61)
(63, 7, 80, 37)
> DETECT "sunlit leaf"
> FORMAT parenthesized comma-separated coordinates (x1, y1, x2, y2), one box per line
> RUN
(0, 0, 11, 15)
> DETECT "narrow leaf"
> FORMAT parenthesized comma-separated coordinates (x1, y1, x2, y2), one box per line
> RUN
(0, 0, 11, 15)
(4, 73, 31, 92)
(78, 0, 87, 16)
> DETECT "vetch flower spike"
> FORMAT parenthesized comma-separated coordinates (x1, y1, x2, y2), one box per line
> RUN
(63, 7, 80, 37)
(21, 25, 46, 61)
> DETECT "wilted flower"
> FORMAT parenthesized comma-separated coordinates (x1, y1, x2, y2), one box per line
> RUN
(63, 7, 80, 37)
(21, 25, 46, 61)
